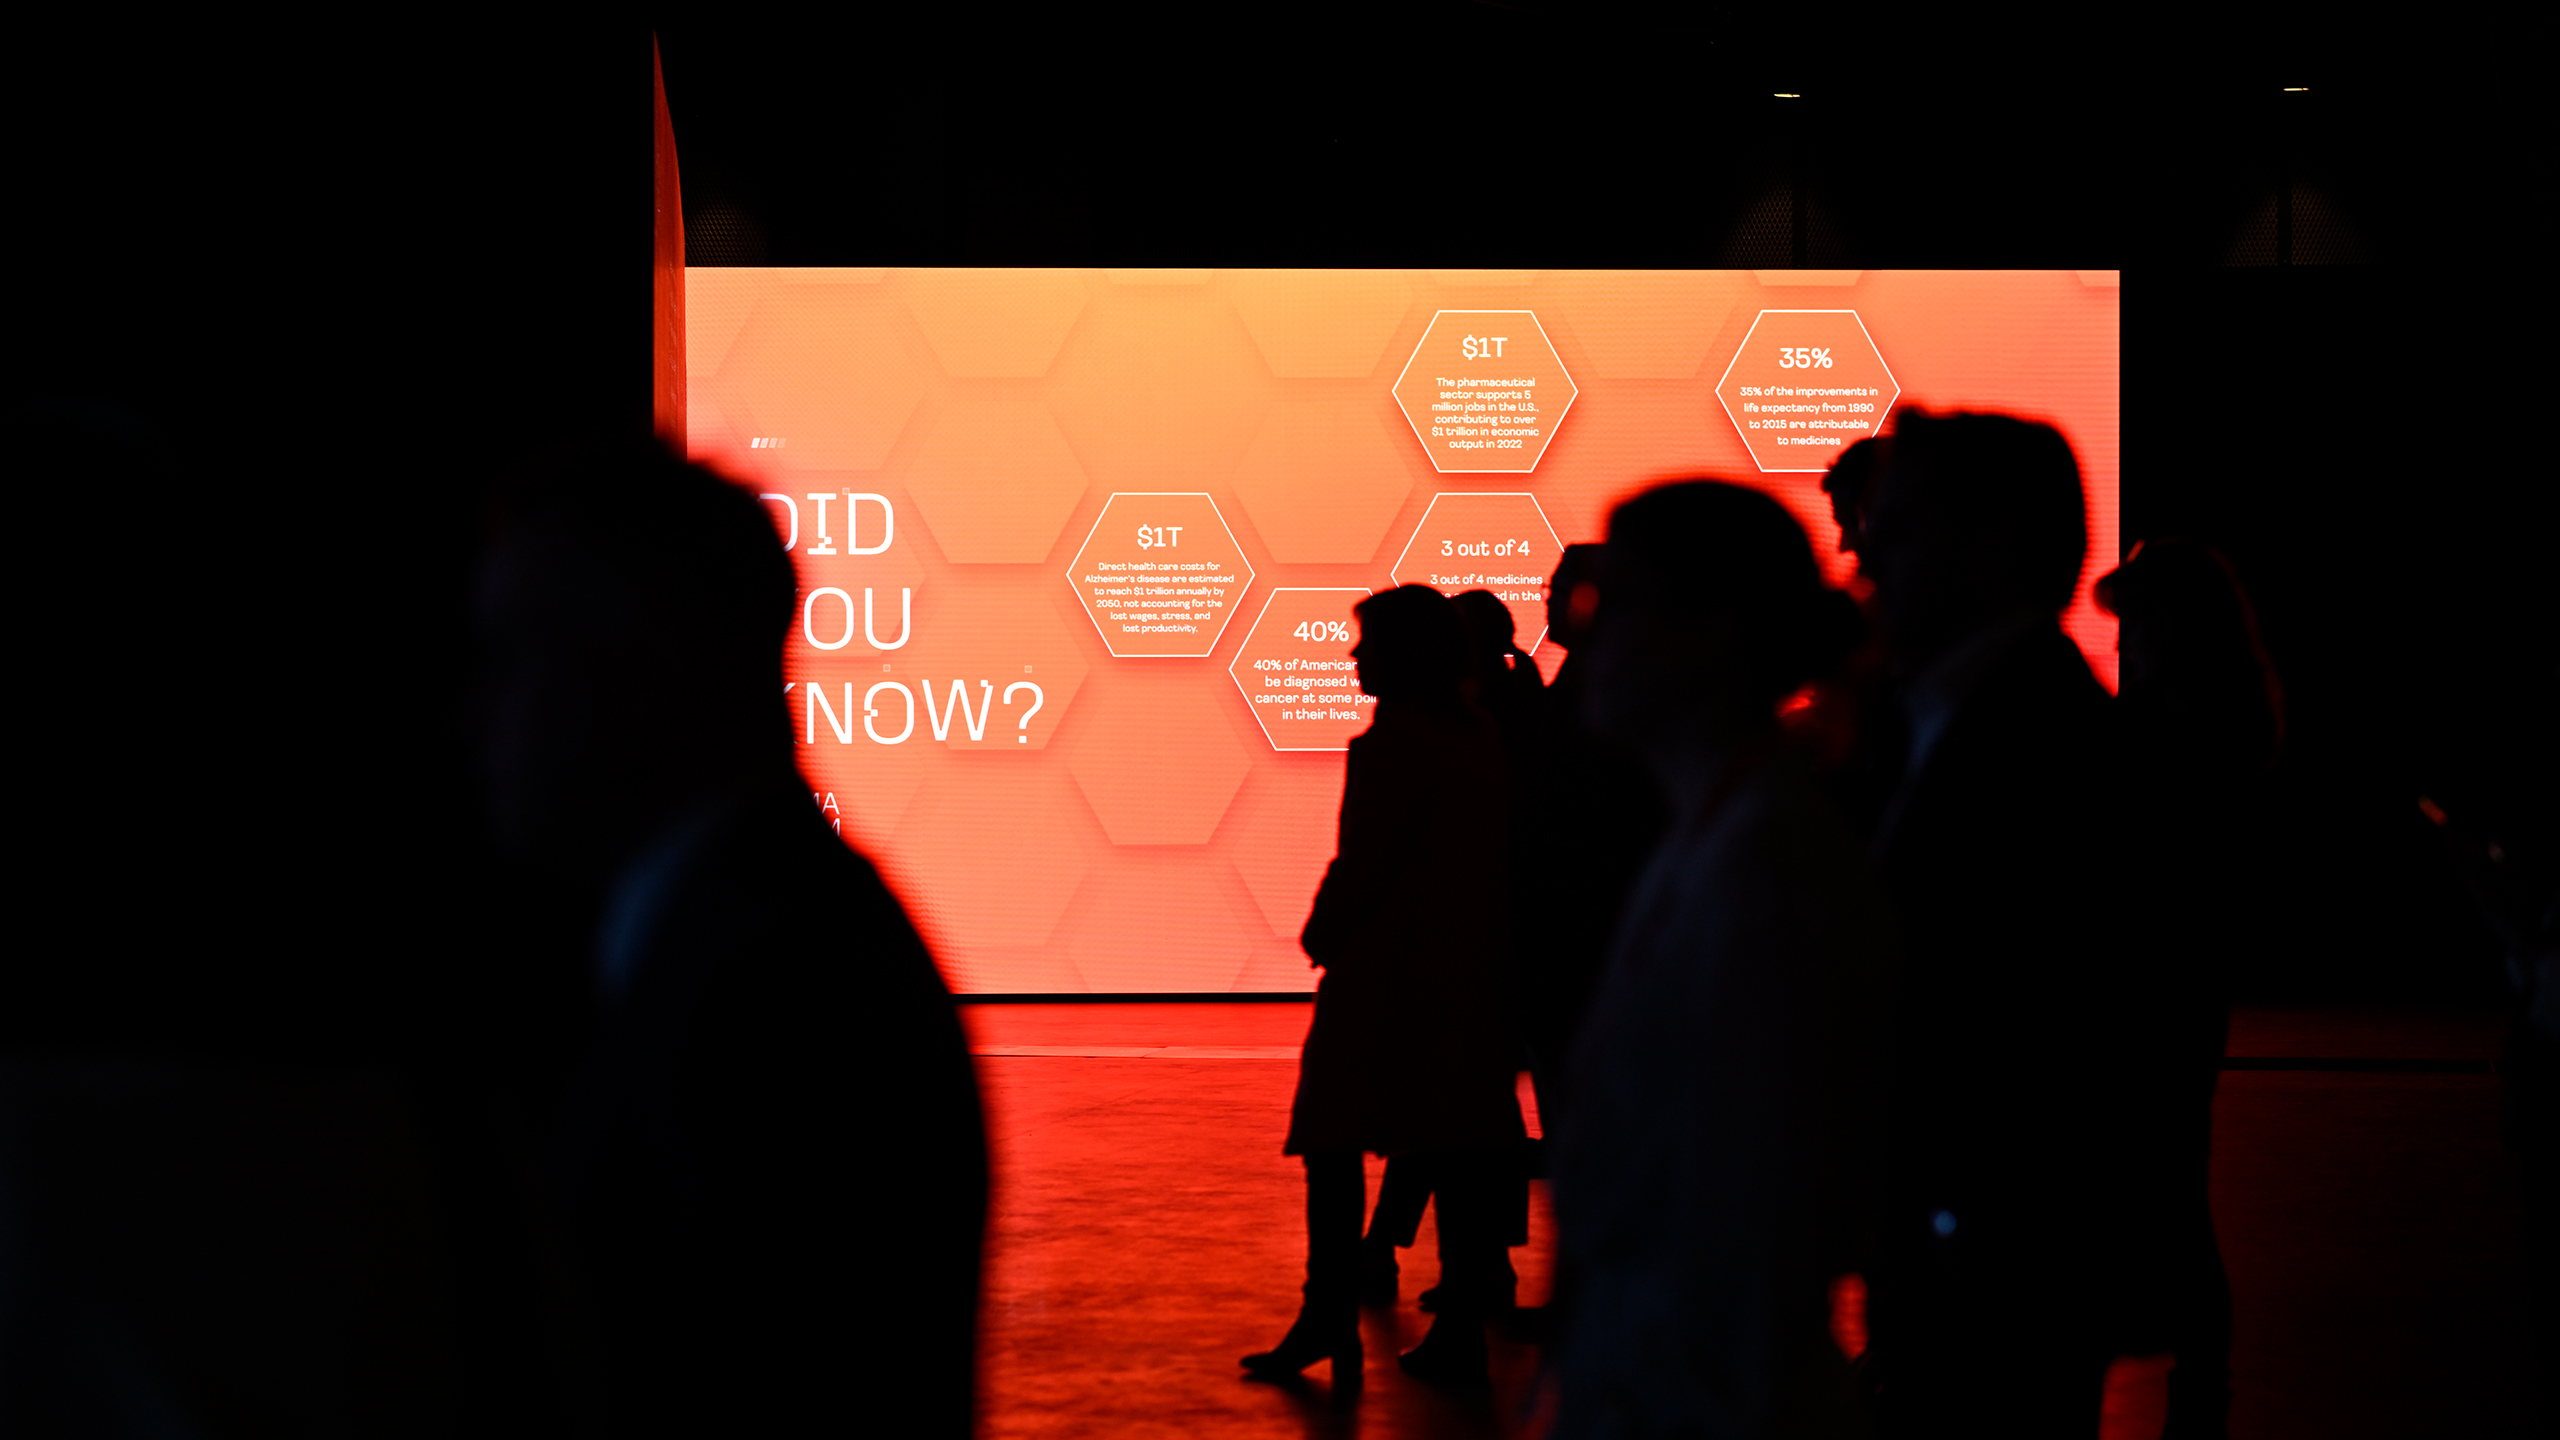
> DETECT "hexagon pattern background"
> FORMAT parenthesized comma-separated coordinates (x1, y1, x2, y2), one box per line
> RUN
(1392, 310, 1578, 473)
(1390, 494, 1566, 652)
(1715, 309, 1902, 473)
(1066, 494, 1254, 657)
(1229, 589, 1374, 750)
(690, 269, 2121, 991)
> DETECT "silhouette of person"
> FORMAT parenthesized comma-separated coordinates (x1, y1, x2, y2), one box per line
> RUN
(1246, 584, 1522, 1391)
(1355, 588, 1543, 1316)
(1851, 409, 2167, 1437)
(477, 438, 985, 1438)
(1511, 547, 1667, 1124)
(1822, 435, 1887, 559)
(1795, 436, 1904, 838)
(2096, 538, 2287, 1440)
(1453, 586, 1545, 749)
(1549, 480, 1888, 1439)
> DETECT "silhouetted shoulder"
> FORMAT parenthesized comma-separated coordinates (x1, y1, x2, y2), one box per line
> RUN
(560, 783, 983, 1436)
(1556, 751, 1888, 1436)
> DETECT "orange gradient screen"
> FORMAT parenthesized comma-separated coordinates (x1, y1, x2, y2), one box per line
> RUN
(687, 269, 2121, 993)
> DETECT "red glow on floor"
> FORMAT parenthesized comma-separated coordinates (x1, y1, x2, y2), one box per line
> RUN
(963, 1002, 1553, 1438)
(2099, 1353, 2175, 1440)
(955, 1003, 2535, 1437)
(1828, 1273, 1868, 1362)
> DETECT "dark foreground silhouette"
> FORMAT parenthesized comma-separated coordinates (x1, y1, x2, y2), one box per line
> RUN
(479, 439, 985, 1437)
(1852, 409, 2183, 1438)
(1548, 480, 1887, 1438)
(1511, 546, 1667, 1124)
(2099, 535, 2290, 1437)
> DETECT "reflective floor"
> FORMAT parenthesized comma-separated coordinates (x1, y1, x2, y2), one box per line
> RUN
(2213, 1007, 2537, 1438)
(962, 1003, 2543, 1438)
(965, 1003, 1548, 1440)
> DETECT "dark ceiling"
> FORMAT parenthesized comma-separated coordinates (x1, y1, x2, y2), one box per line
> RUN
(655, 7, 2515, 270)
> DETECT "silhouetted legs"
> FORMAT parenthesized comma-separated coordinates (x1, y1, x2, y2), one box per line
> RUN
(1420, 1151, 1511, 1314)
(1361, 1155, 1431, 1302)
(1305, 1151, 1364, 1313)
(1248, 1148, 1518, 1385)
(1397, 1148, 1512, 1388)
(1243, 1152, 1364, 1379)
(1360, 1151, 1525, 1315)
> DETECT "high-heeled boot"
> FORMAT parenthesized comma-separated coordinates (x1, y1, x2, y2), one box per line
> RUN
(1241, 1284, 1362, 1382)
(1364, 1154, 1433, 1308)
(1400, 1148, 1500, 1389)
(1358, 1233, 1401, 1307)
(1395, 1309, 1489, 1390)
(1248, 1150, 1366, 1381)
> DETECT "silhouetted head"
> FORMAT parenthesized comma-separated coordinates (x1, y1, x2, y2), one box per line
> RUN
(2097, 538, 2285, 771)
(1352, 585, 1472, 707)
(1860, 409, 2086, 668)
(1822, 436, 1885, 557)
(1452, 587, 1521, 669)
(477, 438, 798, 876)
(1582, 481, 1863, 771)
(1545, 543, 1605, 651)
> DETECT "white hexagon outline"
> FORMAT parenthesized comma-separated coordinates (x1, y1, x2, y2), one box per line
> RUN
(1064, 492, 1258, 658)
(1227, 587, 1376, 751)
(1388, 492, 1564, 652)
(1392, 309, 1580, 473)
(1714, 309, 1901, 474)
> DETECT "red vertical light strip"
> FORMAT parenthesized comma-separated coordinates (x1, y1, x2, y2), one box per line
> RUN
(651, 36, 685, 450)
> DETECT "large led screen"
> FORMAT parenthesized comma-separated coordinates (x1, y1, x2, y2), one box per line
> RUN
(686, 269, 2121, 993)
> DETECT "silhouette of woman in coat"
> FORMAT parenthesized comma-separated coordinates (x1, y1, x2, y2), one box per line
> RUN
(1243, 584, 1522, 1390)
(1353, 588, 1548, 1310)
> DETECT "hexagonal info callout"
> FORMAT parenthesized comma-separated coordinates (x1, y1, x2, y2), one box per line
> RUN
(1066, 493, 1255, 657)
(1390, 493, 1565, 652)
(1714, 309, 1899, 473)
(1392, 311, 1576, 473)
(1229, 588, 1374, 751)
